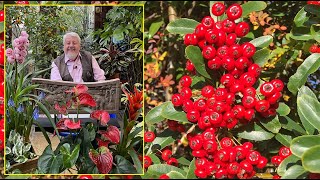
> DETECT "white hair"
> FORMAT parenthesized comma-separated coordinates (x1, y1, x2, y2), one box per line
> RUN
(63, 32, 81, 45)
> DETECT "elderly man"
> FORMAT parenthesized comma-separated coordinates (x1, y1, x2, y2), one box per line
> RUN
(50, 32, 106, 82)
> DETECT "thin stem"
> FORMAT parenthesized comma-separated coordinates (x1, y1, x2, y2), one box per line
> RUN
(232, 136, 242, 146)
(172, 124, 196, 155)
(215, 134, 222, 150)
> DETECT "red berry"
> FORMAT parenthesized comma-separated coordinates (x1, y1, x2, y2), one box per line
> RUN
(201, 16, 215, 29)
(227, 162, 241, 175)
(241, 42, 256, 58)
(205, 29, 219, 44)
(166, 157, 179, 166)
(182, 99, 194, 113)
(144, 155, 153, 168)
(215, 88, 228, 101)
(256, 156, 268, 169)
(222, 19, 236, 33)
(215, 168, 228, 179)
(215, 29, 227, 47)
(279, 146, 291, 158)
(189, 135, 203, 150)
(208, 111, 223, 125)
(240, 72, 257, 87)
(195, 23, 208, 40)
(195, 157, 208, 169)
(203, 139, 218, 153)
(242, 87, 256, 97)
(226, 4, 243, 20)
(243, 142, 253, 150)
(220, 73, 235, 88)
(184, 33, 198, 46)
(187, 110, 200, 123)
(202, 128, 216, 141)
(216, 45, 230, 59)
(159, 174, 170, 179)
(226, 33, 237, 46)
(247, 63, 261, 77)
(201, 85, 215, 98)
(244, 109, 255, 121)
(211, 2, 226, 16)
(180, 75, 192, 87)
(161, 149, 172, 161)
(232, 105, 245, 119)
(246, 150, 261, 165)
(260, 82, 276, 97)
(271, 79, 284, 92)
(240, 160, 253, 172)
(0, 10, 4, 22)
(273, 175, 281, 179)
(255, 100, 270, 113)
(309, 44, 318, 53)
(235, 56, 250, 70)
(171, 94, 183, 107)
(180, 87, 192, 100)
(78, 175, 93, 179)
(192, 149, 208, 158)
(194, 98, 207, 111)
(186, 59, 195, 72)
(202, 46, 216, 60)
(267, 91, 282, 104)
(16, 1, 29, 4)
(271, 155, 284, 166)
(144, 131, 156, 143)
(242, 96, 256, 109)
(195, 168, 208, 178)
(229, 44, 243, 59)
(235, 22, 250, 37)
(208, 56, 222, 70)
(220, 137, 234, 149)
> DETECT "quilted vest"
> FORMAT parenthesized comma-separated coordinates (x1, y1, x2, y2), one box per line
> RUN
(53, 50, 95, 82)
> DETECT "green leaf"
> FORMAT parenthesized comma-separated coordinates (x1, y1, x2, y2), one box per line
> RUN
(147, 136, 175, 154)
(237, 122, 274, 141)
(260, 115, 281, 133)
(277, 154, 300, 176)
(0, 22, 3, 33)
(149, 153, 161, 164)
(166, 18, 199, 35)
(252, 48, 270, 67)
(305, 4, 320, 17)
(276, 102, 291, 116)
(281, 165, 307, 179)
(167, 171, 186, 179)
(37, 145, 63, 174)
(302, 145, 320, 173)
(186, 158, 196, 179)
(185, 45, 211, 79)
(147, 164, 186, 177)
(275, 133, 293, 147)
(297, 94, 320, 132)
(298, 85, 317, 99)
(290, 26, 313, 40)
(279, 116, 306, 135)
(294, 7, 309, 27)
(250, 35, 273, 48)
(311, 24, 320, 43)
(291, 135, 320, 158)
(191, 75, 205, 87)
(241, 1, 267, 17)
(128, 150, 143, 174)
(161, 101, 190, 124)
(113, 26, 125, 41)
(114, 155, 137, 174)
(288, 53, 320, 95)
(178, 157, 191, 166)
(149, 21, 164, 38)
(145, 103, 166, 126)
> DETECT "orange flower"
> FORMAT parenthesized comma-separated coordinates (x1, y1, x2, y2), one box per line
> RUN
(122, 85, 143, 121)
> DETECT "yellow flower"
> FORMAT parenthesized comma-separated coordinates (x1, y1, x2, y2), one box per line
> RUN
(152, 51, 168, 61)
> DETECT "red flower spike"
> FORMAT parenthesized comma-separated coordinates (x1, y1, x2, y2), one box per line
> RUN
(99, 125, 120, 144)
(90, 110, 110, 126)
(89, 146, 113, 174)
(64, 119, 81, 129)
(75, 93, 97, 107)
(54, 103, 68, 115)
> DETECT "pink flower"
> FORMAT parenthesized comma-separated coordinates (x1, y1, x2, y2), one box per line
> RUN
(20, 31, 29, 38)
(66, 84, 88, 96)
(19, 36, 28, 44)
(6, 48, 14, 56)
(13, 38, 23, 48)
(6, 55, 15, 64)
(89, 146, 113, 174)
(14, 53, 25, 64)
(64, 119, 81, 129)
(98, 125, 120, 144)
(90, 110, 110, 126)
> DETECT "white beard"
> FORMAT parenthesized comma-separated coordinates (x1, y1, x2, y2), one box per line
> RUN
(66, 52, 78, 60)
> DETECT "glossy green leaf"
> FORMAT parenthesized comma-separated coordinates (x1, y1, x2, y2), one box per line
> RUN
(298, 85, 317, 99)
(297, 95, 320, 132)
(288, 53, 320, 95)
(149, 153, 161, 164)
(302, 145, 320, 173)
(279, 116, 306, 135)
(114, 155, 137, 174)
(147, 164, 186, 177)
(237, 122, 274, 141)
(0, 22, 3, 33)
(294, 7, 309, 27)
(290, 26, 313, 40)
(147, 136, 175, 155)
(177, 157, 191, 166)
(281, 165, 307, 179)
(305, 4, 320, 17)
(311, 25, 320, 43)
(291, 135, 320, 158)
(275, 133, 293, 147)
(260, 115, 281, 133)
(276, 102, 291, 116)
(186, 158, 196, 179)
(168, 171, 186, 179)
(37, 145, 63, 174)
(252, 48, 270, 67)
(145, 102, 166, 126)
(149, 21, 164, 38)
(191, 76, 205, 87)
(166, 18, 199, 35)
(241, 1, 267, 17)
(161, 101, 190, 124)
(250, 35, 273, 48)
(277, 154, 300, 176)
(186, 45, 211, 79)
(128, 149, 143, 174)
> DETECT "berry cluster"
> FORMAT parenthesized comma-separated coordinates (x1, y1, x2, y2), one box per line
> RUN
(171, 2, 287, 179)
(309, 44, 320, 54)
(271, 146, 292, 179)
(188, 134, 268, 179)
(307, 1, 320, 5)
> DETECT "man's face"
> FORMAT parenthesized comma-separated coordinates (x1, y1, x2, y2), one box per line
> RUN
(64, 36, 80, 60)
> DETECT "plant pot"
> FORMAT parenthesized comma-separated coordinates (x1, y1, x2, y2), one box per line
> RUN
(10, 156, 39, 174)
